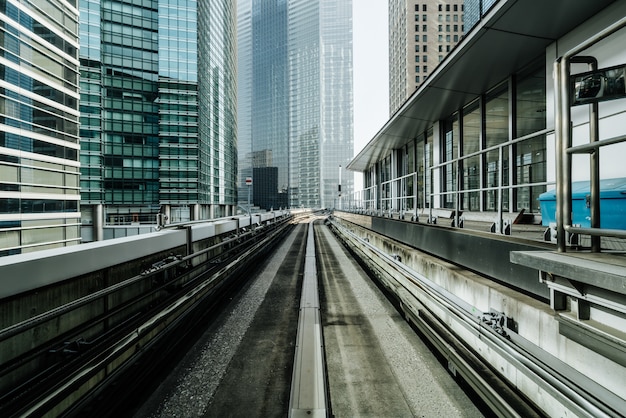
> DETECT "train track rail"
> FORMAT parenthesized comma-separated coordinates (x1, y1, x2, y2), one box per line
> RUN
(0, 216, 294, 417)
(327, 216, 626, 417)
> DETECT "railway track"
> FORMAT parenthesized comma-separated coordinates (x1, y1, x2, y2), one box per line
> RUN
(0, 216, 294, 417)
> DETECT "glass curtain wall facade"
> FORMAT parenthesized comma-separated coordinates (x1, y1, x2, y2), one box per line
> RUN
(240, 0, 353, 210)
(363, 61, 547, 218)
(158, 0, 199, 222)
(0, 0, 81, 255)
(464, 0, 497, 34)
(80, 0, 160, 232)
(237, 0, 253, 206)
(288, 0, 353, 209)
(288, 0, 319, 208)
(197, 0, 237, 219)
(79, 0, 237, 239)
(251, 0, 289, 210)
(318, 0, 353, 209)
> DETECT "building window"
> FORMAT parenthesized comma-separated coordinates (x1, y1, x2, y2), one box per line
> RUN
(446, 4, 450, 11)
(416, 24, 419, 31)
(442, 114, 459, 209)
(422, 14, 427, 22)
(422, 4, 427, 12)
(415, 14, 419, 21)
(423, 35, 427, 42)
(484, 83, 510, 211)
(446, 45, 451, 52)
(439, 55, 443, 62)
(454, 15, 458, 22)
(423, 55, 427, 62)
(438, 5, 442, 11)
(438, 24, 442, 32)
(461, 101, 481, 211)
(415, 4, 419, 11)
(454, 24, 458, 32)
(439, 45, 443, 52)
(415, 35, 419, 41)
(423, 24, 427, 31)
(415, 66, 420, 72)
(422, 45, 427, 52)
(454, 35, 458, 42)
(415, 55, 420, 62)
(438, 14, 443, 22)
(446, 24, 450, 32)
(438, 35, 443, 42)
(416, 75, 420, 83)
(423, 65, 427, 72)
(446, 34, 450, 42)
(454, 4, 458, 12)
(415, 45, 420, 52)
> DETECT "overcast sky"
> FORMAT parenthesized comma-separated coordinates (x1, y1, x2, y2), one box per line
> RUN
(352, 0, 389, 157)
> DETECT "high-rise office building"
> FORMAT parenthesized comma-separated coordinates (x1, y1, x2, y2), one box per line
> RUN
(389, 0, 464, 115)
(0, 0, 81, 255)
(237, 0, 254, 206)
(237, 0, 353, 210)
(79, 0, 237, 241)
(464, 0, 497, 33)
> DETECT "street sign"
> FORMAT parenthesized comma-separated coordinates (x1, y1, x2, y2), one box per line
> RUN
(246, 177, 252, 186)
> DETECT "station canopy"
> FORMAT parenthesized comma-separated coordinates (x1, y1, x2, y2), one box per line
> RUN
(348, 0, 616, 173)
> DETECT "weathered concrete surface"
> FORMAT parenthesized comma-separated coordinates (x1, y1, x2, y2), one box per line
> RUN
(316, 223, 484, 417)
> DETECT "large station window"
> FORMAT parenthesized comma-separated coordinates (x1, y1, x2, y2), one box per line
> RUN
(442, 115, 459, 209)
(461, 100, 480, 211)
(483, 83, 509, 211)
(514, 66, 547, 213)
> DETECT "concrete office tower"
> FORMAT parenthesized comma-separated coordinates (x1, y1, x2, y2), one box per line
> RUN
(0, 0, 81, 255)
(237, 0, 353, 210)
(79, 0, 237, 241)
(389, 0, 464, 115)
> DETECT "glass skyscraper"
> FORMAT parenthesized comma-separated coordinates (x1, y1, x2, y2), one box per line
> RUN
(79, 0, 237, 240)
(0, 0, 81, 255)
(238, 0, 353, 210)
(464, 0, 497, 34)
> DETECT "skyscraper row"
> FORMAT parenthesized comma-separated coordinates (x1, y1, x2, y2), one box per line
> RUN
(1, 0, 354, 256)
(237, 0, 354, 210)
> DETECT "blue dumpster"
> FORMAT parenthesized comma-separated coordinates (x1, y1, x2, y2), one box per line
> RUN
(539, 177, 626, 229)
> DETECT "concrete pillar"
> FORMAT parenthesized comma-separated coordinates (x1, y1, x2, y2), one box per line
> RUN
(95, 204, 104, 241)
(191, 204, 200, 221)
(164, 205, 171, 225)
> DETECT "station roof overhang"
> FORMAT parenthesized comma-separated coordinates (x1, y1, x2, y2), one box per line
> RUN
(348, 0, 617, 172)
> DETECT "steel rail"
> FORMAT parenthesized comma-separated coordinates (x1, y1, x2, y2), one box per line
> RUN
(16, 219, 292, 417)
(329, 218, 623, 417)
(0, 215, 292, 344)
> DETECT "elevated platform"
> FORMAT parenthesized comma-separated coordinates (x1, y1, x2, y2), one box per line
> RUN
(511, 249, 626, 375)
(511, 251, 626, 296)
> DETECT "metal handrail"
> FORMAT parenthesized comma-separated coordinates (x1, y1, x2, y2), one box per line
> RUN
(555, 16, 626, 252)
